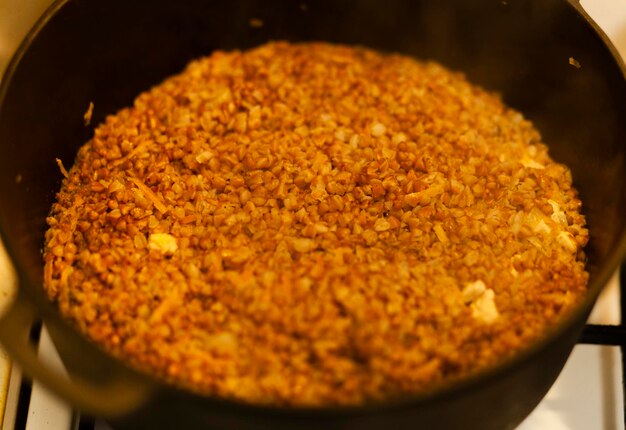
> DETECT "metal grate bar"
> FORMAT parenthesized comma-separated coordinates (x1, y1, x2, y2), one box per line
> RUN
(580, 325, 626, 345)
(8, 265, 624, 430)
(619, 263, 626, 429)
(581, 263, 626, 429)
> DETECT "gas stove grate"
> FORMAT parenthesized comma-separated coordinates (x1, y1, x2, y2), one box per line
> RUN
(579, 263, 626, 429)
(4, 266, 624, 430)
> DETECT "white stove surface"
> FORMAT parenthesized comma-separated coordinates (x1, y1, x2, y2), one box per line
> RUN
(0, 0, 625, 429)
(519, 0, 626, 428)
(520, 276, 623, 430)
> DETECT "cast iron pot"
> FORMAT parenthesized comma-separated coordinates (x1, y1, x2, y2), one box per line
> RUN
(0, 0, 624, 429)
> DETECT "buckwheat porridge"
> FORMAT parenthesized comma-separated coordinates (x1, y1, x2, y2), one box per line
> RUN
(43, 42, 588, 406)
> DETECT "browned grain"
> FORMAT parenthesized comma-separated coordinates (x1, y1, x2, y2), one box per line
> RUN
(44, 42, 589, 406)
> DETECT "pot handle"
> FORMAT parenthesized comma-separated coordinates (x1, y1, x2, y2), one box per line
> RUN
(0, 286, 152, 417)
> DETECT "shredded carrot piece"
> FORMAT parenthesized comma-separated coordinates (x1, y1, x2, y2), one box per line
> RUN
(112, 141, 149, 167)
(60, 266, 74, 287)
(56, 158, 69, 178)
(43, 257, 53, 286)
(84, 101, 94, 126)
(181, 214, 198, 224)
(69, 196, 83, 234)
(128, 176, 168, 214)
(433, 223, 449, 243)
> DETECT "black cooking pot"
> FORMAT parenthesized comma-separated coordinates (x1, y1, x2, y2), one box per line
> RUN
(0, 0, 624, 429)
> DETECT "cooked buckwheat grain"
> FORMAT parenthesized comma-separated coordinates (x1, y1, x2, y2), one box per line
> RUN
(44, 42, 589, 406)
